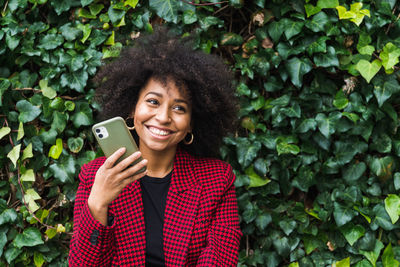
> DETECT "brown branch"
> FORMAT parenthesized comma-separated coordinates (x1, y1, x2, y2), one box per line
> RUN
(181, 0, 228, 6)
(213, 4, 229, 15)
(385, 10, 400, 34)
(60, 95, 85, 100)
(13, 87, 41, 93)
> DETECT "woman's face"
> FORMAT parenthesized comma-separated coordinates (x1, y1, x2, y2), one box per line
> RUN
(132, 78, 192, 154)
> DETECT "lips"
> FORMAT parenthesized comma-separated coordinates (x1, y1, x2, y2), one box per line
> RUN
(146, 126, 173, 136)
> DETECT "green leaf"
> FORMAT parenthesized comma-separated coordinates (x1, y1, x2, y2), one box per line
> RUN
(268, 21, 285, 42)
(76, 24, 92, 43)
(394, 173, 400, 190)
(79, 8, 96, 19)
(34, 251, 45, 267)
(89, 3, 104, 15)
(182, 10, 197, 24)
(380, 42, 400, 71)
(16, 121, 24, 141)
(5, 34, 21, 51)
(39, 79, 56, 99)
(71, 102, 94, 128)
(305, 4, 321, 17)
(369, 156, 395, 181)
(7, 144, 21, 167)
(296, 118, 317, 133)
(307, 36, 328, 55)
(317, 0, 338, 9)
(0, 127, 11, 140)
(81, 0, 94, 6)
(51, 111, 67, 134)
(245, 165, 270, 188)
(340, 223, 365, 246)
(285, 57, 313, 88)
(21, 169, 35, 182)
(336, 6, 356, 19)
(24, 188, 41, 212)
(124, 0, 138, 8)
(45, 228, 57, 239)
(342, 162, 366, 183)
(16, 100, 41, 123)
(358, 45, 375, 56)
(384, 194, 400, 224)
(303, 235, 323, 254)
(50, 0, 72, 15)
(149, 0, 180, 23)
(255, 213, 272, 230)
(333, 202, 357, 227)
(236, 139, 261, 168)
(282, 19, 304, 40)
(315, 112, 341, 138)
(382, 243, 400, 267)
(356, 59, 381, 83)
(279, 219, 297, 236)
(276, 141, 300, 155)
(314, 46, 339, 67)
(60, 70, 88, 93)
(49, 155, 76, 183)
(334, 257, 350, 267)
(333, 90, 349, 109)
(48, 138, 63, 160)
(359, 240, 384, 267)
(5, 247, 22, 264)
(102, 42, 123, 59)
(68, 137, 84, 153)
(13, 227, 44, 248)
(372, 75, 400, 107)
(292, 166, 315, 191)
(0, 79, 11, 106)
(0, 209, 17, 225)
(37, 34, 64, 50)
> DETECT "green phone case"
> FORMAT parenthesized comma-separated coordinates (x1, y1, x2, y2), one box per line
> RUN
(92, 117, 145, 172)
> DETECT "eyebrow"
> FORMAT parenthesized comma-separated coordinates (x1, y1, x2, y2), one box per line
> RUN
(145, 91, 190, 105)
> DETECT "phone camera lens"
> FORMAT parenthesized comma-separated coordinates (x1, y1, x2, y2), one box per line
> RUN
(95, 129, 100, 133)
(98, 134, 103, 138)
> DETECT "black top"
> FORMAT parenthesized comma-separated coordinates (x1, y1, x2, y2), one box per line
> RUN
(140, 171, 172, 267)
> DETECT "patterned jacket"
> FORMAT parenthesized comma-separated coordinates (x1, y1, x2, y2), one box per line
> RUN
(68, 148, 242, 266)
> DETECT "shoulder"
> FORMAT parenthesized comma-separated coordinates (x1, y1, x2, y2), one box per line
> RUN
(78, 157, 106, 186)
(188, 153, 235, 189)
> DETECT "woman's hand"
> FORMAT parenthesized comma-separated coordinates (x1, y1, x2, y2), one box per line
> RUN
(87, 148, 147, 225)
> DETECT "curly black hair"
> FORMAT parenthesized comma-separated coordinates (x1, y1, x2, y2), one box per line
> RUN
(93, 27, 238, 158)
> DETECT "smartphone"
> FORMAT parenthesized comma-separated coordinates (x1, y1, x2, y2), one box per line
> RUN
(92, 117, 146, 173)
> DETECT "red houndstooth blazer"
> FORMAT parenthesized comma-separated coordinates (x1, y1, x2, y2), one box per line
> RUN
(69, 148, 242, 266)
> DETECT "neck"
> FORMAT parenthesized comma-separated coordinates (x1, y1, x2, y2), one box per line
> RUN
(139, 145, 177, 178)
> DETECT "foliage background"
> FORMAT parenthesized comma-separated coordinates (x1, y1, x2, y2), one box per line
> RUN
(1, 0, 400, 266)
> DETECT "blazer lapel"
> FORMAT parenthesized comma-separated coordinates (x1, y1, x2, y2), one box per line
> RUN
(163, 149, 202, 266)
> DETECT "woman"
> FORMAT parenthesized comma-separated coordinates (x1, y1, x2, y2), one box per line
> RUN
(69, 28, 242, 266)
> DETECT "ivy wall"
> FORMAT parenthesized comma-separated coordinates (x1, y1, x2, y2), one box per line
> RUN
(1, 0, 400, 266)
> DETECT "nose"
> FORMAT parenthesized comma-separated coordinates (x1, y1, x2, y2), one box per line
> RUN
(155, 105, 171, 124)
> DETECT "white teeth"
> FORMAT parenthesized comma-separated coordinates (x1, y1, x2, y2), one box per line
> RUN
(148, 127, 170, 136)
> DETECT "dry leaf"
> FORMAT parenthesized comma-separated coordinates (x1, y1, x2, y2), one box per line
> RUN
(262, 37, 273, 49)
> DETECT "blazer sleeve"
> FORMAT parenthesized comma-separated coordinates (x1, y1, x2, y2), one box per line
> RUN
(69, 162, 116, 267)
(196, 164, 242, 266)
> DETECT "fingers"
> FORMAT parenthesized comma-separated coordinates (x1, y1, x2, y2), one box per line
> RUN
(120, 158, 148, 179)
(115, 150, 144, 171)
(103, 147, 126, 169)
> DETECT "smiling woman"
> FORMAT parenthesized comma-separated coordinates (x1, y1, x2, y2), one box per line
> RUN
(68, 27, 242, 267)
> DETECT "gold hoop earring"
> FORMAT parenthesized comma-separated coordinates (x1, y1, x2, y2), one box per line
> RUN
(184, 132, 194, 145)
(125, 117, 135, 131)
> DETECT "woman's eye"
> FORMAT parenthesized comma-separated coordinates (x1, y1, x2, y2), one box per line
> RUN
(174, 105, 186, 112)
(146, 99, 159, 105)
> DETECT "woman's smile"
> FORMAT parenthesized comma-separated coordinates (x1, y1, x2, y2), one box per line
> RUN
(146, 125, 174, 138)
